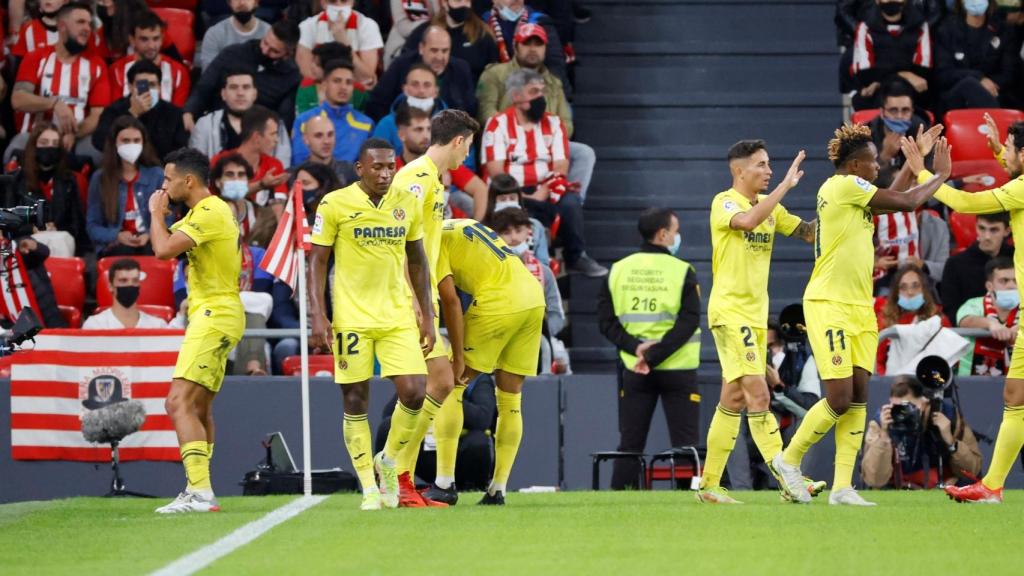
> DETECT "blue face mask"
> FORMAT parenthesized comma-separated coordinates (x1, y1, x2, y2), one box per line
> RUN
(669, 233, 681, 255)
(499, 6, 525, 21)
(221, 180, 248, 201)
(996, 289, 1020, 310)
(882, 116, 912, 135)
(898, 293, 925, 311)
(963, 0, 989, 17)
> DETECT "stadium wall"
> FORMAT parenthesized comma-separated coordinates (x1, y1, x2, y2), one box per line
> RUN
(1, 375, 1020, 502)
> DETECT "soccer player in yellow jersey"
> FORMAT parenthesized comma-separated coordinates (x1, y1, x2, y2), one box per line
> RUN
(774, 125, 952, 505)
(148, 148, 244, 514)
(435, 212, 546, 505)
(904, 120, 1024, 504)
(308, 139, 437, 511)
(699, 140, 819, 505)
(389, 110, 482, 507)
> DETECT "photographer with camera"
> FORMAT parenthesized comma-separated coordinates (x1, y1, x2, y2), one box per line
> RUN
(862, 375, 982, 489)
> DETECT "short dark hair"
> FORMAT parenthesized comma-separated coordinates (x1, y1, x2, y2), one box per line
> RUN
(430, 109, 479, 146)
(240, 105, 278, 142)
(127, 59, 162, 84)
(891, 376, 924, 399)
(220, 67, 254, 90)
(358, 138, 395, 161)
(396, 105, 431, 128)
(727, 140, 766, 162)
(405, 62, 437, 83)
(313, 42, 352, 66)
(211, 152, 254, 182)
(985, 256, 1015, 280)
(978, 211, 1010, 227)
(1008, 121, 1024, 151)
(132, 10, 165, 33)
(108, 258, 141, 285)
(59, 2, 92, 20)
(165, 148, 211, 186)
(637, 207, 676, 242)
(490, 207, 532, 234)
(322, 59, 354, 79)
(880, 79, 916, 105)
(270, 18, 300, 48)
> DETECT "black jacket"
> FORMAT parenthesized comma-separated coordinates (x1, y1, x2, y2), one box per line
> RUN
(366, 50, 477, 121)
(185, 39, 301, 127)
(15, 240, 67, 329)
(934, 16, 1018, 92)
(7, 171, 89, 255)
(941, 241, 1015, 323)
(92, 98, 190, 162)
(403, 22, 500, 82)
(853, 5, 933, 88)
(596, 243, 702, 369)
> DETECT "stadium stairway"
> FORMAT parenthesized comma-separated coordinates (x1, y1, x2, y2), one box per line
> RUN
(567, 0, 843, 373)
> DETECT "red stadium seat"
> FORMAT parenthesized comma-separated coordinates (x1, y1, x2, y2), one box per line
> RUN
(96, 256, 176, 308)
(44, 257, 86, 312)
(948, 212, 977, 253)
(943, 109, 1024, 162)
(950, 159, 1010, 192)
(282, 355, 336, 377)
(58, 306, 82, 329)
(152, 8, 196, 65)
(147, 0, 198, 8)
(851, 109, 880, 125)
(91, 304, 177, 324)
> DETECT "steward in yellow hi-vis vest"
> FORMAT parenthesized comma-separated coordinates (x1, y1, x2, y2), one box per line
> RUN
(596, 208, 702, 489)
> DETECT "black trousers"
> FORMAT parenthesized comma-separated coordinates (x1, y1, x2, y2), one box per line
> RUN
(522, 192, 586, 264)
(611, 367, 700, 490)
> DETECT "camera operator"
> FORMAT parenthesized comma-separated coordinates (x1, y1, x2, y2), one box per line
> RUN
(862, 376, 982, 489)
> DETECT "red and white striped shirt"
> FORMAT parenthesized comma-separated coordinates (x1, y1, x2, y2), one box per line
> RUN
(851, 21, 932, 75)
(12, 18, 107, 59)
(482, 108, 570, 188)
(14, 46, 110, 133)
(875, 211, 919, 262)
(109, 55, 191, 107)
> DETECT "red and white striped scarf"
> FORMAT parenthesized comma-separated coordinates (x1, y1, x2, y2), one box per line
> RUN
(972, 293, 1018, 375)
(489, 9, 528, 63)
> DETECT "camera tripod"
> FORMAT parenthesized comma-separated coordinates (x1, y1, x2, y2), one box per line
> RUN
(104, 440, 155, 498)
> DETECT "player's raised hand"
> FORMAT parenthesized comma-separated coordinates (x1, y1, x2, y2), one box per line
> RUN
(784, 150, 806, 188)
(915, 123, 944, 157)
(900, 136, 926, 175)
(984, 112, 1001, 154)
(148, 189, 170, 218)
(933, 137, 953, 180)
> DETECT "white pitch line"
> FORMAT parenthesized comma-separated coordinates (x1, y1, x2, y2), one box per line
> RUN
(149, 495, 328, 576)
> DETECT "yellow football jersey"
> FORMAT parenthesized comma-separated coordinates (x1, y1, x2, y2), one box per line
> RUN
(170, 195, 242, 315)
(311, 182, 424, 329)
(392, 154, 445, 282)
(804, 174, 878, 306)
(437, 219, 545, 315)
(707, 188, 802, 328)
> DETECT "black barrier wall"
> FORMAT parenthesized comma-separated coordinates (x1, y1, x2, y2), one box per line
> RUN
(1, 375, 1020, 502)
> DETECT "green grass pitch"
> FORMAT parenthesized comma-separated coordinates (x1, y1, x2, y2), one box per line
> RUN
(1, 491, 1019, 575)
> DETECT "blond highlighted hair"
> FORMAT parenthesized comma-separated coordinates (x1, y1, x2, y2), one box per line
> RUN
(827, 123, 873, 168)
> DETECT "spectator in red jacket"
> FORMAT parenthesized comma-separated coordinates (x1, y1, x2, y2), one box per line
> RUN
(108, 10, 191, 108)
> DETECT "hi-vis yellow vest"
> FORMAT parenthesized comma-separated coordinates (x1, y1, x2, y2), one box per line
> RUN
(609, 252, 700, 370)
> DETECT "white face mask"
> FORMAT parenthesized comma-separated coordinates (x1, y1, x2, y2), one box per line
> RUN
(116, 143, 143, 164)
(406, 95, 435, 112)
(221, 180, 249, 201)
(326, 4, 352, 22)
(494, 200, 519, 212)
(148, 88, 160, 109)
(508, 242, 529, 256)
(771, 350, 785, 369)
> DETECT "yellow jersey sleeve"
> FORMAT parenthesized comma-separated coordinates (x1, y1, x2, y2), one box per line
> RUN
(174, 201, 227, 246)
(710, 193, 743, 230)
(311, 199, 337, 247)
(837, 175, 877, 208)
(773, 203, 802, 236)
(919, 170, 1013, 214)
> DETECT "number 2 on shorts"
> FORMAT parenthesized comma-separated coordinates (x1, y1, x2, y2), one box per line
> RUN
(740, 326, 754, 347)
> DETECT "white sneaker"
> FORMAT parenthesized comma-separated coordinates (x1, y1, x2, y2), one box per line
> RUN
(155, 490, 221, 514)
(771, 453, 811, 503)
(374, 452, 399, 509)
(360, 490, 382, 511)
(829, 487, 876, 506)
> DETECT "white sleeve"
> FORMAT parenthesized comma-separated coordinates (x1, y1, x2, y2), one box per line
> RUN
(358, 16, 385, 51)
(298, 17, 317, 49)
(797, 356, 821, 398)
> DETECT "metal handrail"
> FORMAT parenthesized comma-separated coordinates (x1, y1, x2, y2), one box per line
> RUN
(878, 327, 993, 341)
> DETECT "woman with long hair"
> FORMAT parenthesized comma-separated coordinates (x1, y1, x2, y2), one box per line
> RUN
(403, 0, 498, 80)
(878, 264, 947, 330)
(85, 116, 163, 257)
(293, 161, 342, 223)
(8, 122, 88, 256)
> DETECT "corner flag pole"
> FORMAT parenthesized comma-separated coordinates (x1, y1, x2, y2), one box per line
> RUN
(297, 237, 312, 497)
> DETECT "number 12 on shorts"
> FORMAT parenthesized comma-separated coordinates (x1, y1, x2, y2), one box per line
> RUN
(339, 332, 359, 355)
(825, 328, 846, 352)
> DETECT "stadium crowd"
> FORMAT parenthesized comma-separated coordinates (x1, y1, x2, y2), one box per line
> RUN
(0, 0, 596, 376)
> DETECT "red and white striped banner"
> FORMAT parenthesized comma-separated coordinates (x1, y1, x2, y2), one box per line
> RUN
(259, 182, 311, 292)
(10, 329, 185, 461)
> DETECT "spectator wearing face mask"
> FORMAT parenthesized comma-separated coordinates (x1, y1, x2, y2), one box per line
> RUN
(941, 211, 1014, 321)
(296, 0, 384, 88)
(82, 258, 169, 329)
(481, 173, 550, 265)
(865, 81, 931, 188)
(850, 0, 935, 110)
(211, 105, 290, 206)
(402, 0, 500, 82)
(483, 0, 569, 92)
(957, 257, 1019, 376)
(212, 153, 259, 244)
(198, 0, 272, 71)
(875, 264, 950, 373)
(371, 64, 448, 156)
(93, 60, 189, 162)
(934, 0, 1018, 114)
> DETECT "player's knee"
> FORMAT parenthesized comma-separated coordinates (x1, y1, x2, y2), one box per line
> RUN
(745, 388, 771, 412)
(825, 392, 852, 415)
(341, 384, 369, 414)
(398, 387, 425, 410)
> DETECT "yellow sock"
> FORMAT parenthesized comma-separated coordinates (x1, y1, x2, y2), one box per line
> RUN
(783, 398, 839, 467)
(701, 404, 741, 489)
(491, 389, 522, 492)
(434, 384, 466, 487)
(180, 441, 211, 492)
(747, 410, 784, 463)
(982, 405, 1024, 490)
(833, 402, 866, 490)
(384, 401, 421, 461)
(397, 394, 442, 476)
(207, 442, 214, 460)
(343, 413, 377, 493)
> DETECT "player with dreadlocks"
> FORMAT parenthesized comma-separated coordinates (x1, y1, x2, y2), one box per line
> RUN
(772, 124, 953, 505)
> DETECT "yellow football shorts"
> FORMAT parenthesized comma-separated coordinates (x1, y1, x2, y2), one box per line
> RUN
(333, 324, 428, 384)
(173, 303, 244, 393)
(804, 299, 878, 380)
(463, 306, 545, 377)
(711, 324, 767, 384)
(1007, 325, 1024, 379)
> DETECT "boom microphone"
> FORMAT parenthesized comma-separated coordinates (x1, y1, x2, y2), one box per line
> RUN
(82, 400, 146, 444)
